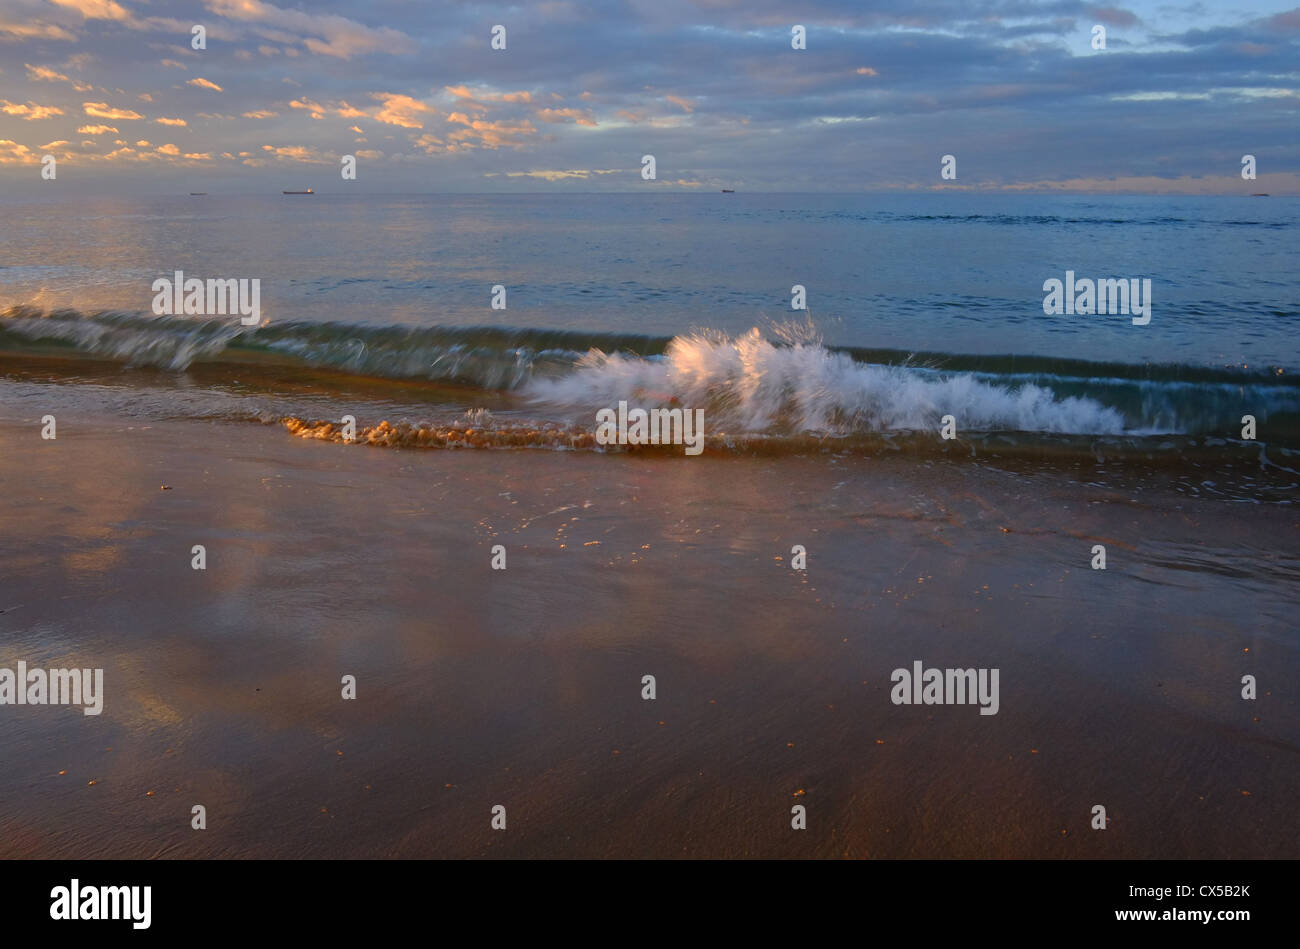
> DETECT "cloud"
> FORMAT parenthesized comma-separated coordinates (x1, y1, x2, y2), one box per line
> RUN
(497, 168, 622, 181)
(0, 140, 39, 164)
(446, 85, 533, 106)
(536, 107, 597, 126)
(205, 0, 416, 59)
(156, 143, 180, 155)
(3, 1, 1296, 193)
(84, 102, 142, 120)
(1, 100, 65, 120)
(447, 118, 537, 149)
(1087, 6, 1140, 27)
(48, 0, 130, 20)
(1266, 9, 1300, 31)
(289, 97, 327, 119)
(371, 92, 434, 129)
(0, 21, 76, 42)
(25, 64, 70, 82)
(260, 143, 331, 162)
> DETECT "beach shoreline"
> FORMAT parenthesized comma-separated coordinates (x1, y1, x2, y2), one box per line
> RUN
(1, 413, 1295, 858)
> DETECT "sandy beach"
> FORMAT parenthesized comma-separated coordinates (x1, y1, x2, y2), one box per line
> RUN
(1, 412, 1295, 858)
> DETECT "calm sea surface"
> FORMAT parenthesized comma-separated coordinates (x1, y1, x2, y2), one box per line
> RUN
(2, 192, 1295, 370)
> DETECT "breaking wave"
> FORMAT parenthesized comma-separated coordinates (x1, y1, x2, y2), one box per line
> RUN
(3, 306, 1298, 442)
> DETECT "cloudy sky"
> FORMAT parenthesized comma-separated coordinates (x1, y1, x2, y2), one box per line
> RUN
(1, 0, 1297, 193)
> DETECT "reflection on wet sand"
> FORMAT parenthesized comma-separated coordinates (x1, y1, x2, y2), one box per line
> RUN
(0, 417, 1296, 858)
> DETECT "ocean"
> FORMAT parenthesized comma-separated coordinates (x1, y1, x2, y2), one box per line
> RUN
(1, 192, 1298, 459)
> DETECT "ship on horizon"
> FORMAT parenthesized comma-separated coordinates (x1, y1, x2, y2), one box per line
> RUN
(283, 188, 314, 195)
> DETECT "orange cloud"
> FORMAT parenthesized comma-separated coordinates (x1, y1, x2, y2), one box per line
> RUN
(0, 140, 39, 164)
(84, 102, 142, 120)
(0, 21, 76, 41)
(289, 97, 327, 119)
(1, 100, 65, 120)
(260, 144, 331, 163)
(48, 0, 129, 20)
(444, 85, 532, 105)
(447, 118, 536, 149)
(371, 92, 433, 129)
(536, 107, 596, 126)
(208, 0, 415, 59)
(25, 64, 70, 82)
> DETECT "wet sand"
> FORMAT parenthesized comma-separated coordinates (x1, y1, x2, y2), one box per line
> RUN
(0, 415, 1297, 858)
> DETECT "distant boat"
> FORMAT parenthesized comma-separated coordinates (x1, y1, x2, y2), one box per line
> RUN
(721, 189, 735, 193)
(283, 188, 314, 194)
(1251, 193, 1269, 197)
(189, 192, 207, 196)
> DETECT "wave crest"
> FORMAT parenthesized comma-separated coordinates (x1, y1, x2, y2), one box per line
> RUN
(526, 326, 1128, 435)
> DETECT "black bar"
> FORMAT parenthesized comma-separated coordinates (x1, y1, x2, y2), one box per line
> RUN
(2, 859, 1287, 935)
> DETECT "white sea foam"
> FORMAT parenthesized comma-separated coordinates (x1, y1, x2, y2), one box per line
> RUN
(525, 327, 1128, 435)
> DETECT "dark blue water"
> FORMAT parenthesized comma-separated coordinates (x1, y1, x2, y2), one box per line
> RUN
(1, 192, 1296, 370)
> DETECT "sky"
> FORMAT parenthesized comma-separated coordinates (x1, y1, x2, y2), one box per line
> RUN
(0, 0, 1297, 194)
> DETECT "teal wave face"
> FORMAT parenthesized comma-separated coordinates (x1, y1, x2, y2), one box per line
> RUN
(2, 306, 1298, 445)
